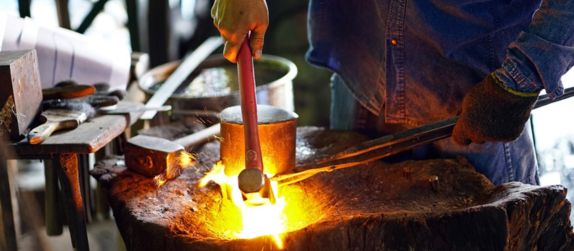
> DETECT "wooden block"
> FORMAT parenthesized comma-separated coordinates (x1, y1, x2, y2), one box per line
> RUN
(123, 135, 185, 177)
(0, 50, 42, 141)
(92, 127, 574, 251)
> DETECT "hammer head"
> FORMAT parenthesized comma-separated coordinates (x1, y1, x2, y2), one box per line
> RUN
(124, 135, 193, 179)
(240, 171, 277, 206)
(238, 168, 265, 193)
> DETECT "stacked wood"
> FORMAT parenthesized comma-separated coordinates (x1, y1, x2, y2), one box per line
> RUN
(92, 127, 574, 250)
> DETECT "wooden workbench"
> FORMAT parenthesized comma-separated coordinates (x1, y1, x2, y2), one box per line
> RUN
(3, 101, 142, 251)
(92, 127, 574, 250)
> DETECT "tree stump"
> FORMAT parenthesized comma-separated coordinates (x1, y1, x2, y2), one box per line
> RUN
(92, 127, 574, 250)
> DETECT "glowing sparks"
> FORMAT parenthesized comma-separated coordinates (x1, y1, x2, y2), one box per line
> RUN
(199, 162, 227, 188)
(200, 162, 286, 249)
(154, 174, 167, 187)
(155, 151, 196, 187)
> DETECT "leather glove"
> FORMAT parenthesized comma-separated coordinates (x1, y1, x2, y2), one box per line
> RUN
(211, 0, 268, 62)
(452, 73, 539, 145)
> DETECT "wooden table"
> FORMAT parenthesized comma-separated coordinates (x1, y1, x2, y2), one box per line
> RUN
(2, 101, 142, 251)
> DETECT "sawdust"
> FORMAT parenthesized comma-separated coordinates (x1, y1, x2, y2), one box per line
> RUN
(0, 95, 15, 136)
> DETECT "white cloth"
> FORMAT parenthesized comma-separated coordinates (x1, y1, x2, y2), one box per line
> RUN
(0, 12, 130, 90)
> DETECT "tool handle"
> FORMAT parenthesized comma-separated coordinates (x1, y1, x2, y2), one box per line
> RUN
(28, 122, 61, 144)
(238, 37, 264, 171)
(174, 123, 221, 149)
(42, 84, 96, 99)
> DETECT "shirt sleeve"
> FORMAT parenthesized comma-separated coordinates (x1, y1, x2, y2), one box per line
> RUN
(494, 0, 574, 98)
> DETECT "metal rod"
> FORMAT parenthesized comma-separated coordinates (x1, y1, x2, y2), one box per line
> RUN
(76, 0, 110, 34)
(140, 37, 223, 120)
(125, 0, 141, 51)
(55, 0, 71, 29)
(18, 0, 31, 18)
(274, 86, 574, 186)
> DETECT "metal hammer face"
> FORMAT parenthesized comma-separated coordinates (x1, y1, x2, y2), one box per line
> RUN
(241, 172, 277, 206)
(124, 135, 193, 179)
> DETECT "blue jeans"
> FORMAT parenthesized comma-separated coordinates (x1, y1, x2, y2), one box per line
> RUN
(330, 74, 539, 185)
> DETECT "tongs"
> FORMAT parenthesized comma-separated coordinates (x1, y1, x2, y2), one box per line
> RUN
(272, 87, 574, 186)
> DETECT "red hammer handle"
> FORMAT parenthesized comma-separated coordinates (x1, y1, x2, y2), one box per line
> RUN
(237, 36, 264, 172)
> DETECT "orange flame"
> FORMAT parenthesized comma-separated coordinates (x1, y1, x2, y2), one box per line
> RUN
(199, 162, 286, 249)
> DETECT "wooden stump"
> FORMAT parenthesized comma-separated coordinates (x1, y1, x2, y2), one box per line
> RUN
(92, 127, 574, 250)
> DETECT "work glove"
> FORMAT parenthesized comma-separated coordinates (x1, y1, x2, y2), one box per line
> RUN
(211, 0, 268, 62)
(452, 73, 539, 145)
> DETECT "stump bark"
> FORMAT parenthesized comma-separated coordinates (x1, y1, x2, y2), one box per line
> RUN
(92, 127, 574, 250)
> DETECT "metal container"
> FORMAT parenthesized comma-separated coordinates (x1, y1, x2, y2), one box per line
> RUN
(138, 55, 297, 116)
(220, 105, 298, 177)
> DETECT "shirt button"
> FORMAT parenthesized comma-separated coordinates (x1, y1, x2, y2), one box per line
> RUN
(391, 39, 398, 46)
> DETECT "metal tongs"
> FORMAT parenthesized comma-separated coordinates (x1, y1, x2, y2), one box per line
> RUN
(272, 87, 574, 186)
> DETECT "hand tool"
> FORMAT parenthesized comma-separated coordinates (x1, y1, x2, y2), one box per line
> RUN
(235, 37, 276, 205)
(272, 86, 574, 186)
(98, 105, 172, 114)
(42, 81, 123, 108)
(42, 99, 170, 115)
(27, 108, 91, 144)
(140, 37, 223, 120)
(123, 123, 220, 179)
(42, 82, 96, 99)
(0, 50, 42, 141)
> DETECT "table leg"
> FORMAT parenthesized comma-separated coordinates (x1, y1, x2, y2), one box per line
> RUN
(78, 154, 93, 223)
(57, 153, 89, 251)
(44, 160, 63, 236)
(0, 159, 18, 251)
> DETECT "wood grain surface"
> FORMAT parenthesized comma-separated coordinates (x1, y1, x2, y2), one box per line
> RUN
(12, 101, 142, 157)
(92, 127, 574, 251)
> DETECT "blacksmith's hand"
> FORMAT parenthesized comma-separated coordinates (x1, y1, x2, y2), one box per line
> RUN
(452, 73, 539, 145)
(211, 0, 268, 62)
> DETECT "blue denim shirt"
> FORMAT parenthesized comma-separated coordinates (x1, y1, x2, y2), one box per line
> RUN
(306, 0, 574, 185)
(306, 0, 574, 126)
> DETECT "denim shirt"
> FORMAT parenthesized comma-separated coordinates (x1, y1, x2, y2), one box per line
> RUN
(306, 0, 574, 126)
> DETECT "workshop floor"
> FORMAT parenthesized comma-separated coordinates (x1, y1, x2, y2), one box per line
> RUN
(18, 222, 123, 251)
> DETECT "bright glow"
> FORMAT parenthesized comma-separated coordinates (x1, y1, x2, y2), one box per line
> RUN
(200, 162, 286, 249)
(155, 152, 196, 187)
(154, 174, 167, 187)
(199, 162, 325, 249)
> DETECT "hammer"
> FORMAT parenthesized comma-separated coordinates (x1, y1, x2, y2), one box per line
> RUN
(124, 123, 220, 180)
(235, 37, 276, 205)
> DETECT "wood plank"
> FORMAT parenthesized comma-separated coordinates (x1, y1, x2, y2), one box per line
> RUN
(12, 101, 142, 157)
(57, 153, 89, 251)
